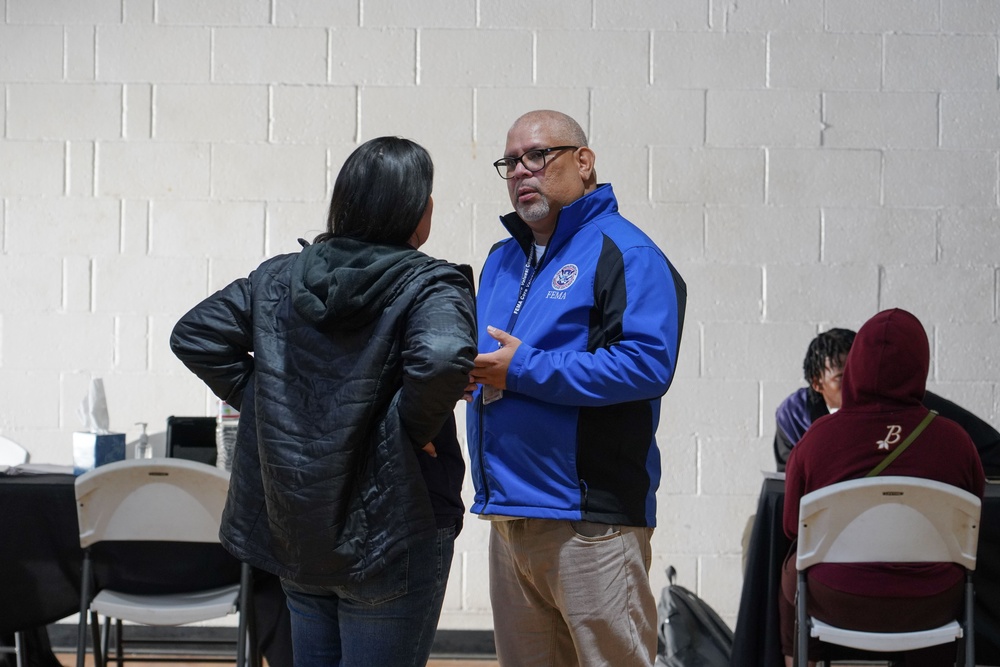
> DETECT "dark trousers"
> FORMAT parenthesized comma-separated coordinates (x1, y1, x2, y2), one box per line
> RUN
(779, 548, 964, 666)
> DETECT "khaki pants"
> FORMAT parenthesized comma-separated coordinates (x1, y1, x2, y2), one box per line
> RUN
(489, 518, 657, 667)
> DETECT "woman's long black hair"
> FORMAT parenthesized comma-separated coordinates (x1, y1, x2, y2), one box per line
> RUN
(314, 136, 433, 246)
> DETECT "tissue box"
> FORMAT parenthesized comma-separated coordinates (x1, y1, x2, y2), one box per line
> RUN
(73, 431, 126, 475)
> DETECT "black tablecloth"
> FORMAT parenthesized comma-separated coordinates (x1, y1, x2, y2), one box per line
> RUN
(731, 478, 1000, 666)
(0, 473, 291, 667)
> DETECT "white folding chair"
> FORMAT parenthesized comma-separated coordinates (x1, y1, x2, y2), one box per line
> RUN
(795, 475, 980, 667)
(0, 436, 29, 667)
(74, 458, 254, 667)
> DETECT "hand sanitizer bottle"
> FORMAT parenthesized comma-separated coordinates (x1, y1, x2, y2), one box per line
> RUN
(134, 422, 153, 459)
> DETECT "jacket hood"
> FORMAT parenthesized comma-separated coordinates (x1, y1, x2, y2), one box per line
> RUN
(291, 237, 438, 330)
(841, 308, 929, 411)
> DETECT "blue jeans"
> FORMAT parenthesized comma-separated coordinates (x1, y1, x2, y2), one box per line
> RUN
(281, 525, 456, 667)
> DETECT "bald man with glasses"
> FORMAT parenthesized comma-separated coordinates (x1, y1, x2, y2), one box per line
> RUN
(465, 110, 688, 666)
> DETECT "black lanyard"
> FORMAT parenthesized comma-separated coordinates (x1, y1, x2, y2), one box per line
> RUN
(504, 243, 544, 334)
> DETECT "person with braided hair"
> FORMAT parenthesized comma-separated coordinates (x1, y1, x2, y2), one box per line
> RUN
(773, 328, 1000, 473)
(773, 329, 855, 470)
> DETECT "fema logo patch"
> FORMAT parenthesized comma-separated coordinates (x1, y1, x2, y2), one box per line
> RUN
(551, 264, 579, 291)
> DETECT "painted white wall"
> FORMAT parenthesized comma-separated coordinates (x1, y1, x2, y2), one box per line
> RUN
(1, 0, 998, 631)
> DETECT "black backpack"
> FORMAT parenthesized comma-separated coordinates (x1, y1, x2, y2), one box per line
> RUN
(655, 566, 733, 667)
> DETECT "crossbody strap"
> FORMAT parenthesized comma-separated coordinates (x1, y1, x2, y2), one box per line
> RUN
(865, 410, 938, 478)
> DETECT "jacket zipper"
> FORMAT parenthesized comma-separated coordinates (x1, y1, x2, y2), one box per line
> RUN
(477, 391, 491, 508)
(478, 223, 559, 513)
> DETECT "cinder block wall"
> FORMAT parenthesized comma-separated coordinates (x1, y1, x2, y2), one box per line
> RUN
(1, 0, 998, 630)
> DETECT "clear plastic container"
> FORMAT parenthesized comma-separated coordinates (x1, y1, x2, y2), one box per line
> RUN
(215, 401, 239, 471)
(134, 422, 153, 459)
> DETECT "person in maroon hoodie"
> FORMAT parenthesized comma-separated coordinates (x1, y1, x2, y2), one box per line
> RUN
(779, 308, 986, 667)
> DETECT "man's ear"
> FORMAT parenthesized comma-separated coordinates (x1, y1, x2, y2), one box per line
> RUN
(810, 377, 823, 392)
(577, 147, 596, 181)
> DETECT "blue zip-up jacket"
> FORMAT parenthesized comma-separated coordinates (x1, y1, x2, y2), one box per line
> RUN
(467, 184, 686, 527)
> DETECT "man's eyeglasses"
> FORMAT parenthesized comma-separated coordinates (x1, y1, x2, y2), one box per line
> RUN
(492, 146, 578, 180)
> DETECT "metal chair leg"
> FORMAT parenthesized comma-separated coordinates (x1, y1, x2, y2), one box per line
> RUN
(115, 618, 124, 667)
(77, 552, 93, 667)
(796, 571, 809, 667)
(236, 563, 251, 667)
(12, 631, 25, 667)
(90, 612, 104, 667)
(964, 573, 975, 667)
(100, 616, 111, 666)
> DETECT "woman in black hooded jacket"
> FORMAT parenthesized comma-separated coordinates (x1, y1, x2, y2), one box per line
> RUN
(170, 137, 477, 667)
